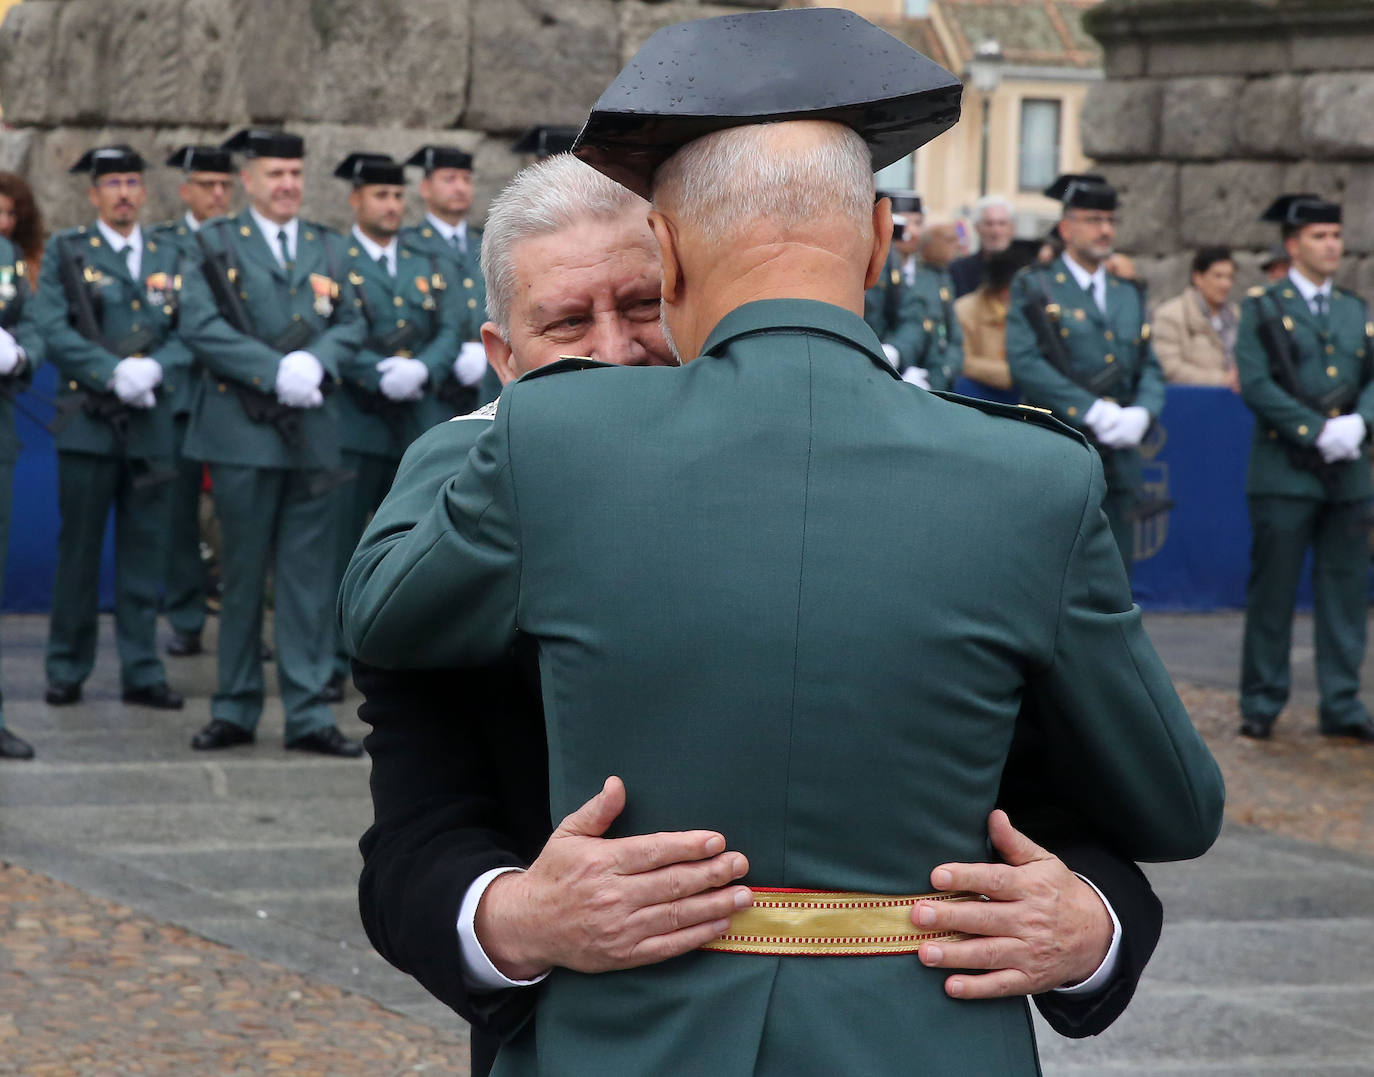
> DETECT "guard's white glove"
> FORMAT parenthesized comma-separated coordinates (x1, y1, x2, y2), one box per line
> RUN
(1083, 398, 1122, 443)
(377, 355, 429, 402)
(275, 350, 325, 409)
(110, 356, 163, 407)
(881, 343, 901, 370)
(453, 341, 489, 387)
(901, 366, 931, 390)
(1101, 404, 1151, 449)
(1316, 413, 1367, 463)
(0, 327, 23, 377)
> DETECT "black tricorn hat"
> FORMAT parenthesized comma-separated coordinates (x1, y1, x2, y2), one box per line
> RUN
(333, 153, 406, 187)
(70, 145, 146, 178)
(573, 8, 963, 199)
(403, 145, 474, 174)
(511, 125, 580, 159)
(221, 128, 305, 159)
(1044, 173, 1117, 211)
(165, 144, 233, 174)
(878, 189, 922, 215)
(1260, 193, 1341, 227)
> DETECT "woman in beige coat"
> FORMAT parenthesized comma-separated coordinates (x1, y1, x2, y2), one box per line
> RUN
(1153, 246, 1239, 389)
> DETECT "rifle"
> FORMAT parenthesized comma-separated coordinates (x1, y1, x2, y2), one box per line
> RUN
(1021, 269, 1171, 523)
(344, 268, 419, 439)
(1254, 291, 1355, 497)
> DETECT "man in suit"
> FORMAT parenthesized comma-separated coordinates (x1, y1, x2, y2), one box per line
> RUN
(0, 233, 41, 757)
(400, 146, 492, 415)
(328, 151, 461, 694)
(1006, 173, 1167, 574)
(1235, 193, 1374, 742)
(343, 12, 1223, 1074)
(178, 128, 365, 756)
(33, 145, 190, 712)
(354, 153, 1168, 1076)
(150, 144, 237, 660)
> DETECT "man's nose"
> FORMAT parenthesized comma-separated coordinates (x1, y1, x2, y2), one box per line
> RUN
(587, 318, 646, 366)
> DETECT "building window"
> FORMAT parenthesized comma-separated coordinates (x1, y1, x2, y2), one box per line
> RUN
(875, 154, 915, 193)
(1018, 99, 1061, 193)
(903, 0, 931, 14)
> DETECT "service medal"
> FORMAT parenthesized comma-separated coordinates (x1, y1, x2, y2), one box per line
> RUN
(145, 271, 169, 308)
(309, 273, 336, 318)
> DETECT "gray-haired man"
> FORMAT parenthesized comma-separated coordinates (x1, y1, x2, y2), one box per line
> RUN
(950, 194, 1015, 297)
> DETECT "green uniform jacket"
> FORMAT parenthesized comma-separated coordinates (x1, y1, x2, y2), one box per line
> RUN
(31, 223, 192, 460)
(1235, 278, 1374, 501)
(338, 235, 461, 459)
(145, 218, 202, 417)
(343, 299, 1223, 1076)
(177, 210, 365, 470)
(1005, 258, 1165, 494)
(0, 238, 42, 463)
(889, 261, 964, 390)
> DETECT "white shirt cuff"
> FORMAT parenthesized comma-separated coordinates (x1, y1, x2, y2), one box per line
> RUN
(457, 866, 551, 992)
(1051, 873, 1123, 996)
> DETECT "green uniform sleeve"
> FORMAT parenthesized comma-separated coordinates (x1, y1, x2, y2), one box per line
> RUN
(30, 234, 121, 391)
(1027, 456, 1225, 862)
(341, 405, 519, 668)
(177, 247, 282, 389)
(151, 331, 193, 378)
(1235, 295, 1323, 448)
(1005, 273, 1097, 426)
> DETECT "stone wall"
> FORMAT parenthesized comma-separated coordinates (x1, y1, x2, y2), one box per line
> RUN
(0, 0, 766, 232)
(1081, 0, 1374, 305)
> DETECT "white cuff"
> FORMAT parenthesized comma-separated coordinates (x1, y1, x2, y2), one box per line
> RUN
(1051, 873, 1123, 996)
(457, 867, 551, 992)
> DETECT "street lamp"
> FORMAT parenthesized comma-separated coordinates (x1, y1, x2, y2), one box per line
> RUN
(967, 37, 1004, 198)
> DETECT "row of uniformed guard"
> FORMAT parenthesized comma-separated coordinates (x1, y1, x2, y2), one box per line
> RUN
(0, 128, 507, 759)
(865, 173, 1374, 744)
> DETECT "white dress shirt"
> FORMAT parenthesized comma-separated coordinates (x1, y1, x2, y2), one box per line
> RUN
(96, 218, 143, 282)
(1062, 251, 1107, 314)
(184, 210, 202, 234)
(351, 225, 398, 278)
(1287, 266, 1333, 317)
(249, 205, 299, 268)
(425, 212, 469, 254)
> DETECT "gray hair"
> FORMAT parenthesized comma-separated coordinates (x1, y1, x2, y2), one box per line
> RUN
(480, 154, 647, 334)
(652, 122, 873, 246)
(973, 195, 1013, 224)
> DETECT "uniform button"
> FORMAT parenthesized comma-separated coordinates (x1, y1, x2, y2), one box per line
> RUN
(130, 299, 141, 310)
(240, 291, 248, 300)
(397, 319, 407, 327)
(1330, 408, 1341, 418)
(1298, 424, 1309, 436)
(1067, 406, 1078, 417)
(1328, 365, 1339, 377)
(68, 380, 78, 390)
(464, 278, 474, 289)
(1104, 330, 1114, 341)
(1326, 345, 1335, 355)
(393, 296, 404, 307)
(289, 287, 297, 297)
(218, 382, 227, 393)
(292, 313, 302, 321)
(1105, 354, 1115, 364)
(468, 298, 478, 309)
(1060, 328, 1069, 338)
(252, 376, 261, 385)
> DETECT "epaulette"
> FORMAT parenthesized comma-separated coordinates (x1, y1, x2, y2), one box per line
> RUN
(450, 397, 499, 421)
(1246, 285, 1267, 298)
(928, 390, 1089, 447)
(516, 356, 614, 382)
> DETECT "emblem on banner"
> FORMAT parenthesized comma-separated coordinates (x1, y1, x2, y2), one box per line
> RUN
(1133, 423, 1171, 562)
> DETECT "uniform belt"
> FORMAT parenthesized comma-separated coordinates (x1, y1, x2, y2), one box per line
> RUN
(700, 887, 977, 957)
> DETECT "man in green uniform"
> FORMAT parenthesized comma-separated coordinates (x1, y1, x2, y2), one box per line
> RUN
(1006, 173, 1166, 573)
(34, 145, 189, 711)
(1235, 193, 1374, 742)
(891, 215, 965, 390)
(0, 235, 41, 757)
(178, 128, 365, 756)
(342, 11, 1223, 1074)
(328, 151, 461, 691)
(150, 144, 236, 659)
(863, 189, 915, 370)
(400, 146, 491, 414)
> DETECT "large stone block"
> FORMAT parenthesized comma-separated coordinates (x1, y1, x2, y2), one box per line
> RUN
(1335, 164, 1374, 258)
(0, 130, 37, 176)
(1178, 161, 1285, 251)
(1233, 75, 1301, 160)
(297, 0, 471, 127)
(1300, 73, 1374, 160)
(178, 0, 251, 125)
(1290, 32, 1374, 75)
(465, 0, 621, 132)
(1079, 79, 1161, 162)
(1145, 37, 1288, 79)
(1159, 77, 1241, 161)
(240, 0, 318, 123)
(104, 0, 192, 125)
(1100, 162, 1179, 257)
(1228, 248, 1269, 302)
(620, 2, 751, 64)
(0, 2, 62, 126)
(49, 1, 110, 125)
(1135, 252, 1190, 313)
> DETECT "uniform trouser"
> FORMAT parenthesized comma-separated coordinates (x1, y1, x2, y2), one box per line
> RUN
(45, 451, 170, 691)
(0, 457, 12, 728)
(332, 451, 400, 678)
(208, 463, 340, 741)
(1240, 495, 1371, 731)
(163, 415, 207, 637)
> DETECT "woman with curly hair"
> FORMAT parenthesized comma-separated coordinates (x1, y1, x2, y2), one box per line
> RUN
(0, 172, 44, 273)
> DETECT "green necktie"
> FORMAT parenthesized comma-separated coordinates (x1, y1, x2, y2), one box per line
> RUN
(278, 228, 293, 271)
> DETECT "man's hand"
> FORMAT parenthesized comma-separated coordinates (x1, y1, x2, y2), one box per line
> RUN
(475, 776, 751, 980)
(915, 809, 1112, 999)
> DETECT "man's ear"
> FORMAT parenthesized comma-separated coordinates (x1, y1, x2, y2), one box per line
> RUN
(866, 198, 893, 290)
(87, 186, 100, 212)
(481, 322, 519, 385)
(648, 209, 681, 304)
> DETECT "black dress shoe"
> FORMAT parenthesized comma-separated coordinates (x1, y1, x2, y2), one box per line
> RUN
(166, 630, 202, 657)
(1239, 717, 1272, 740)
(1320, 719, 1374, 743)
(285, 726, 364, 758)
(191, 719, 255, 750)
(320, 671, 346, 703)
(0, 728, 35, 760)
(44, 682, 82, 706)
(122, 683, 184, 710)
